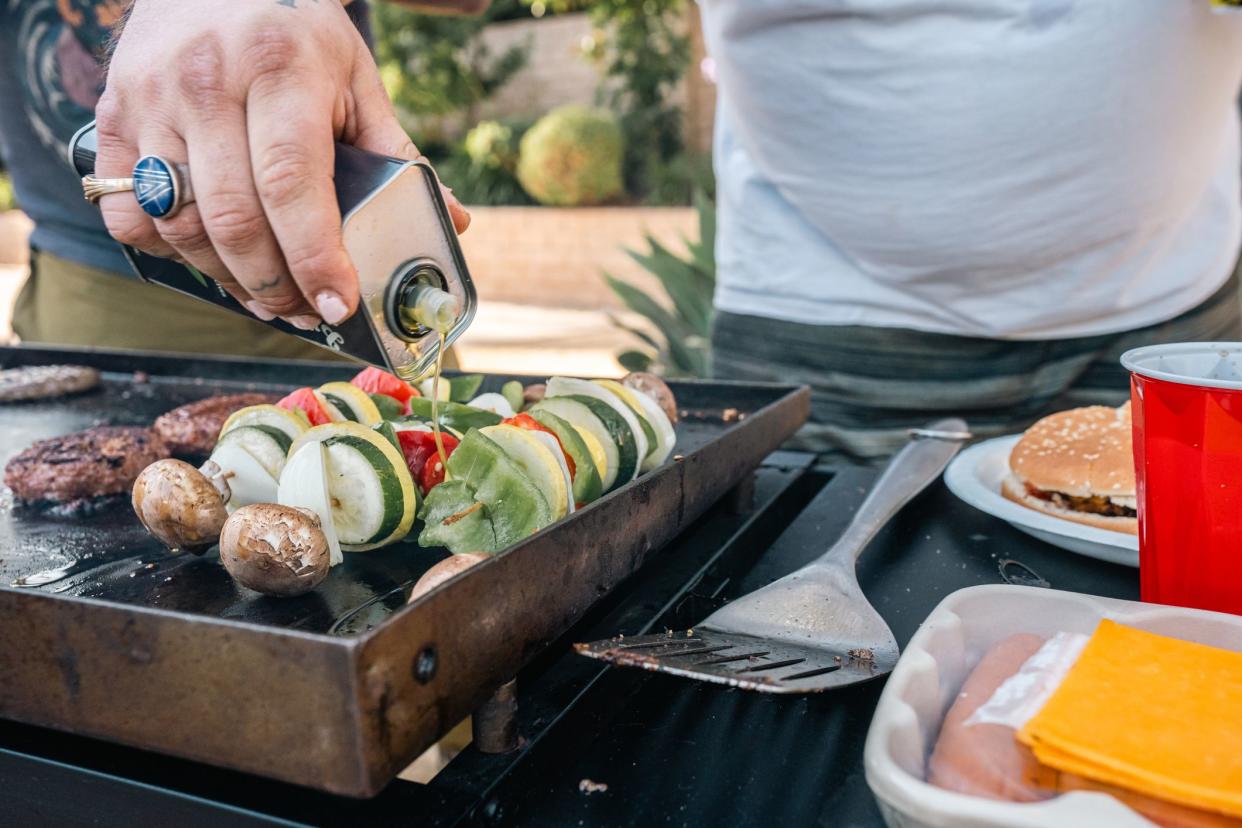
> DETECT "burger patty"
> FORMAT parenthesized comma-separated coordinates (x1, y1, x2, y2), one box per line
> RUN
(1025, 484, 1136, 518)
(153, 392, 279, 455)
(4, 426, 170, 502)
(0, 364, 100, 402)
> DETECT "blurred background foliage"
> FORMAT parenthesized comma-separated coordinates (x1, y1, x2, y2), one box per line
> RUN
(371, 0, 710, 207)
(373, 0, 532, 143)
(605, 190, 715, 377)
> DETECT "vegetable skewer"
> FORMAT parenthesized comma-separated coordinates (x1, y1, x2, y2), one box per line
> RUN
(130, 368, 679, 594)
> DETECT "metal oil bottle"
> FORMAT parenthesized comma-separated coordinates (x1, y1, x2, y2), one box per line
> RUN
(68, 121, 476, 381)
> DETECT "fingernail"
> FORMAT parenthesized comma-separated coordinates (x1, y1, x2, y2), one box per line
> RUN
(286, 314, 321, 331)
(315, 290, 350, 326)
(245, 301, 276, 322)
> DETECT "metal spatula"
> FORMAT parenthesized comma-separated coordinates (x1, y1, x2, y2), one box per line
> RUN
(575, 418, 969, 694)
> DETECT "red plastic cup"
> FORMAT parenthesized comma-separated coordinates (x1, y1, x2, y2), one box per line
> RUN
(1122, 343, 1242, 615)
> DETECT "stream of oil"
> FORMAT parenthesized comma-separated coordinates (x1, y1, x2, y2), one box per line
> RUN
(429, 330, 450, 474)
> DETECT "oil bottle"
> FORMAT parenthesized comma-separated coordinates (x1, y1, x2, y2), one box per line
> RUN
(68, 121, 476, 381)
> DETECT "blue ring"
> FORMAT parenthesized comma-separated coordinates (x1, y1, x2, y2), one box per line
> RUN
(133, 155, 181, 218)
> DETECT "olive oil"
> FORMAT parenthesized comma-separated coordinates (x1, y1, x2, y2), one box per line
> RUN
(430, 330, 450, 473)
(405, 284, 459, 478)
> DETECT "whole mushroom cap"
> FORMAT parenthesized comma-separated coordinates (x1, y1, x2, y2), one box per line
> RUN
(131, 458, 228, 553)
(622, 372, 678, 423)
(219, 504, 330, 597)
(408, 552, 489, 603)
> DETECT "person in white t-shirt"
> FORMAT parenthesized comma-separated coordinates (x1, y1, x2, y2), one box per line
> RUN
(700, 0, 1242, 462)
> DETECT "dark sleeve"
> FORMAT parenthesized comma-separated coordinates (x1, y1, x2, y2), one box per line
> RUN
(346, 0, 375, 52)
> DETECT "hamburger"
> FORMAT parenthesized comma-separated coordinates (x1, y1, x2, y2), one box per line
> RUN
(1001, 402, 1137, 534)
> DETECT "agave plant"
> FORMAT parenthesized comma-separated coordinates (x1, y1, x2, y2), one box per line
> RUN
(604, 191, 715, 377)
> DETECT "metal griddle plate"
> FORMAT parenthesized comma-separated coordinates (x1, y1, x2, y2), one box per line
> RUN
(0, 345, 808, 797)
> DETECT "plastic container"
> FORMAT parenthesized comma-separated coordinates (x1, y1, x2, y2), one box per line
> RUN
(1121, 343, 1242, 615)
(863, 584, 1242, 828)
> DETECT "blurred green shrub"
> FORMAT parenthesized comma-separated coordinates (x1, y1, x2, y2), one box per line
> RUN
(436, 118, 535, 206)
(0, 171, 16, 212)
(464, 120, 521, 171)
(517, 106, 624, 206)
(605, 190, 715, 377)
(373, 3, 530, 141)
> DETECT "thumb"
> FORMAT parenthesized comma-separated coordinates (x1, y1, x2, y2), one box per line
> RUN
(348, 58, 472, 234)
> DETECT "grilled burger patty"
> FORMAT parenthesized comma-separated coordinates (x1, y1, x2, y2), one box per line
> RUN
(0, 365, 100, 402)
(1024, 483, 1136, 518)
(153, 393, 279, 455)
(4, 426, 170, 502)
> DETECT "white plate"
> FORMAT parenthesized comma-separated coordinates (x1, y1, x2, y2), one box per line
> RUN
(864, 584, 1242, 828)
(944, 435, 1138, 567)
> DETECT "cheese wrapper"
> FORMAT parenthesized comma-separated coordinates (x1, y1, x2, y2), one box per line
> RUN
(1018, 620, 1242, 818)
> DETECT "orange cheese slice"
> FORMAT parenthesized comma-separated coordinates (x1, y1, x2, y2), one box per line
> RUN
(1018, 619, 1242, 818)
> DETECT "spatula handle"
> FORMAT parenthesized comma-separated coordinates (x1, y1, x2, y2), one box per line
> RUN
(820, 418, 969, 568)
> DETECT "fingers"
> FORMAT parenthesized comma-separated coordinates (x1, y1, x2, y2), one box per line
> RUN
(179, 93, 310, 320)
(247, 76, 358, 327)
(93, 92, 179, 260)
(440, 184, 471, 235)
(137, 129, 236, 286)
(346, 49, 471, 234)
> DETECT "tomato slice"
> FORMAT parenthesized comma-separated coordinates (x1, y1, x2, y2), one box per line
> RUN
(277, 387, 332, 426)
(397, 430, 460, 495)
(502, 413, 576, 479)
(350, 366, 418, 403)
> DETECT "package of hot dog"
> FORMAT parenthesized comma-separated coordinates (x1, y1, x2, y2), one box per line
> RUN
(864, 585, 1242, 828)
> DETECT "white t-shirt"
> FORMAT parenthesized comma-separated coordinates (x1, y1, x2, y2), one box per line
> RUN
(700, 0, 1242, 339)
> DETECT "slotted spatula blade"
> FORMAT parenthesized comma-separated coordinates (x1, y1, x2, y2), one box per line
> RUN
(575, 419, 968, 694)
(575, 629, 895, 693)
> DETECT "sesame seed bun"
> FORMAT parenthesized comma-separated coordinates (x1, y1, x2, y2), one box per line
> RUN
(1003, 402, 1137, 535)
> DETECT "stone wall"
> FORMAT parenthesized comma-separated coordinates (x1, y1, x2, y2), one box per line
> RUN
(457, 205, 698, 310)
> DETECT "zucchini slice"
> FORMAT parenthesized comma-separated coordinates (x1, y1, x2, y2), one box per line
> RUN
(530, 397, 619, 492)
(219, 404, 308, 445)
(216, 425, 289, 479)
(528, 409, 604, 504)
(288, 422, 418, 550)
(545, 377, 648, 477)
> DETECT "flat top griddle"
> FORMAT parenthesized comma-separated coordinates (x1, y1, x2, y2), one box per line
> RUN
(0, 344, 808, 797)
(0, 460, 1143, 828)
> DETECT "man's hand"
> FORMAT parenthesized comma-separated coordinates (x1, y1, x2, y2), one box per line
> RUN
(97, 0, 470, 329)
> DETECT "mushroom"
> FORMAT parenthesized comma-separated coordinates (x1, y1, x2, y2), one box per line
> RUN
(408, 552, 489, 603)
(131, 459, 229, 553)
(219, 504, 330, 597)
(522, 383, 546, 407)
(622, 372, 678, 423)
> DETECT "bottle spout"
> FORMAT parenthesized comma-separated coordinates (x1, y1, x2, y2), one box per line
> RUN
(402, 285, 459, 334)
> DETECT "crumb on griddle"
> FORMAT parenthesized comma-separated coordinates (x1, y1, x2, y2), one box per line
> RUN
(578, 779, 609, 795)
